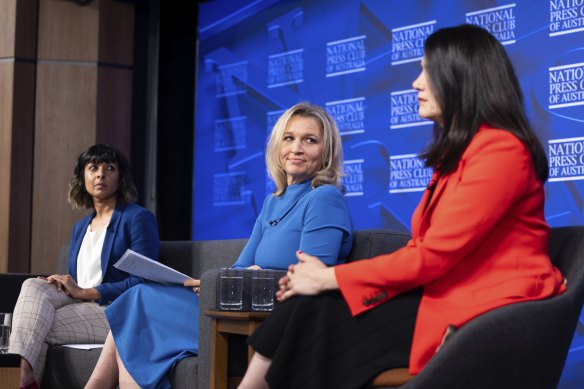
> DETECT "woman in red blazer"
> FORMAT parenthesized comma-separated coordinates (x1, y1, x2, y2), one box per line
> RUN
(239, 24, 566, 389)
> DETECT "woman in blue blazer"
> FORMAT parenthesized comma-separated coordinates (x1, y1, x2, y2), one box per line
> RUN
(8, 144, 159, 389)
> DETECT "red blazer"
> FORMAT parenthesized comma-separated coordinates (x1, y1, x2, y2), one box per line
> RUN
(335, 125, 566, 374)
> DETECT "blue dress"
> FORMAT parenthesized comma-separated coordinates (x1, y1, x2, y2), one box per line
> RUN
(105, 181, 353, 389)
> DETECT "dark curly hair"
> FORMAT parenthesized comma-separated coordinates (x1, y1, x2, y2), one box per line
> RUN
(67, 144, 137, 209)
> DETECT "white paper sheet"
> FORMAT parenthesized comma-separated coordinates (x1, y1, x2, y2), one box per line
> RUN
(113, 249, 194, 284)
(61, 344, 104, 350)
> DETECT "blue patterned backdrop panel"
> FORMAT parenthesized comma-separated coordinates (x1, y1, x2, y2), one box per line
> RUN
(193, 1, 584, 386)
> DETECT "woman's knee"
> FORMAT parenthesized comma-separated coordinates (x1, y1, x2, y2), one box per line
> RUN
(128, 282, 161, 296)
(22, 277, 45, 287)
(21, 278, 51, 294)
(20, 277, 65, 302)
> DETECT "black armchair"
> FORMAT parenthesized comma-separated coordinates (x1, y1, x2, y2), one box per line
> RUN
(0, 273, 46, 313)
(373, 226, 584, 389)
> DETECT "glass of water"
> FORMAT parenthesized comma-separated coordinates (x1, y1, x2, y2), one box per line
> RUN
(252, 270, 275, 311)
(0, 312, 12, 353)
(219, 268, 243, 310)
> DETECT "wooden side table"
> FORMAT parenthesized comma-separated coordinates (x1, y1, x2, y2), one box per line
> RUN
(0, 353, 20, 388)
(204, 309, 270, 389)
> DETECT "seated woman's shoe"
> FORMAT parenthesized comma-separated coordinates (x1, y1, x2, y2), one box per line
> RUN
(20, 380, 39, 389)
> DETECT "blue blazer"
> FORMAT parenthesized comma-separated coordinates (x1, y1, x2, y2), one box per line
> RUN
(68, 202, 159, 305)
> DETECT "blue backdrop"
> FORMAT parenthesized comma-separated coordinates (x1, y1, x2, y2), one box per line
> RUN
(193, 1, 584, 386)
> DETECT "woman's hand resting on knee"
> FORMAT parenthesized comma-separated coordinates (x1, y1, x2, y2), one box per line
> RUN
(46, 274, 100, 301)
(276, 251, 339, 302)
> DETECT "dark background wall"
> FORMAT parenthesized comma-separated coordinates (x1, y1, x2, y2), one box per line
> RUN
(152, 0, 195, 241)
(0, 0, 199, 273)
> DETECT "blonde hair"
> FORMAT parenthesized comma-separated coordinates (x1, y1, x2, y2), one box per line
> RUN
(266, 102, 344, 196)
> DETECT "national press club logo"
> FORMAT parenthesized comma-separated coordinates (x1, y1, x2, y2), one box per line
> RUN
(326, 97, 366, 135)
(326, 35, 366, 77)
(391, 21, 435, 66)
(268, 49, 304, 88)
(532, 27, 584, 122)
(213, 172, 246, 206)
(548, 137, 584, 182)
(214, 116, 247, 152)
(466, 3, 517, 45)
(389, 154, 433, 194)
(389, 21, 434, 193)
(343, 159, 365, 197)
(539, 15, 584, 184)
(390, 89, 432, 129)
(549, 0, 584, 36)
(266, 109, 286, 135)
(215, 61, 248, 97)
(548, 61, 584, 109)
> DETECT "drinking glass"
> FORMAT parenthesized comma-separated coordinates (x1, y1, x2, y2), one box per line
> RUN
(252, 270, 275, 311)
(0, 313, 12, 353)
(219, 268, 243, 310)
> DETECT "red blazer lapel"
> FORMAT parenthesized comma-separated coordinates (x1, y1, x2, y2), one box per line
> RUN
(418, 172, 449, 233)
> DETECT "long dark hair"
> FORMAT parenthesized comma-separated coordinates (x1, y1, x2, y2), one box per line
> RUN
(420, 24, 548, 182)
(68, 144, 137, 209)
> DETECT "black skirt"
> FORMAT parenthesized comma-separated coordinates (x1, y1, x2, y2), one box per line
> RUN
(248, 287, 423, 389)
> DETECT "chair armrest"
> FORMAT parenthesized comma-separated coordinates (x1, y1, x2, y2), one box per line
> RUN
(197, 268, 222, 389)
(402, 295, 575, 389)
(200, 268, 221, 311)
(0, 273, 46, 312)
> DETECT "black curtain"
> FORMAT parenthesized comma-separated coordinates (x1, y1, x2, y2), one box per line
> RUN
(156, 1, 196, 240)
(132, 0, 197, 240)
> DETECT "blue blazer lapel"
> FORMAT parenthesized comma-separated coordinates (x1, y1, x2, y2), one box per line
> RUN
(101, 203, 125, 275)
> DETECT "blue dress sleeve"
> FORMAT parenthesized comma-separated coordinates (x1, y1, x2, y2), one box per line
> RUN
(95, 207, 160, 304)
(299, 186, 352, 265)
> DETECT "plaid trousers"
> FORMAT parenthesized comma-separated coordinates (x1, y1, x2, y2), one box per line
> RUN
(8, 278, 109, 382)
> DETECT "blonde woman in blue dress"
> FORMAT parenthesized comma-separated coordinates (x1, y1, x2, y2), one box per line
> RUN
(85, 102, 353, 389)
